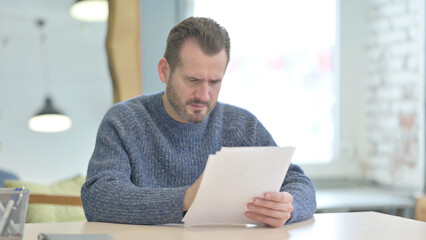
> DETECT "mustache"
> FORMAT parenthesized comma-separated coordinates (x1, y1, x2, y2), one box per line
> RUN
(186, 99, 211, 107)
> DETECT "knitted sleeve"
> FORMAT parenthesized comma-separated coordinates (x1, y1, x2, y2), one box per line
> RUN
(281, 163, 317, 224)
(81, 108, 187, 225)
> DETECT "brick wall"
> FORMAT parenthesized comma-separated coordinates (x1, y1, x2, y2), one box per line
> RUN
(364, 0, 424, 189)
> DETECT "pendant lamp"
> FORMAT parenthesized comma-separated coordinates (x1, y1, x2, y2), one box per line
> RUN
(28, 97, 72, 133)
(70, 0, 109, 22)
(28, 19, 72, 133)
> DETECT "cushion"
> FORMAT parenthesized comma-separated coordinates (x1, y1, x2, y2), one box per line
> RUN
(4, 175, 86, 223)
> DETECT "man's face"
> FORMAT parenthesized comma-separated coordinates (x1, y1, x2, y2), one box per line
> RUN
(162, 39, 228, 123)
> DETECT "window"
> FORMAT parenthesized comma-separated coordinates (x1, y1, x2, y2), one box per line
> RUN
(192, 0, 337, 164)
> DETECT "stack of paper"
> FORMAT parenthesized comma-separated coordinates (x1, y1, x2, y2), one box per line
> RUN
(183, 146, 295, 227)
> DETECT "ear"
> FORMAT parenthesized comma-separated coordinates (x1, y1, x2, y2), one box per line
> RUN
(158, 58, 170, 84)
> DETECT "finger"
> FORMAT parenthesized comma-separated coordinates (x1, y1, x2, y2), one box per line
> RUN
(264, 192, 293, 203)
(245, 211, 290, 228)
(247, 203, 291, 219)
(252, 198, 294, 212)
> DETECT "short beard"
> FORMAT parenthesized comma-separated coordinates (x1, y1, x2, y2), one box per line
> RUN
(166, 80, 213, 123)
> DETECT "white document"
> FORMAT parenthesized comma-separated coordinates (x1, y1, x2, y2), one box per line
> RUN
(182, 146, 295, 227)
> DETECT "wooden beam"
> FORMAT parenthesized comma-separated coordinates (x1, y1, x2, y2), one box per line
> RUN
(106, 0, 142, 103)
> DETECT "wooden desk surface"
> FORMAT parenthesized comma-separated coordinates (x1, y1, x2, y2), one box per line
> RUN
(23, 212, 426, 240)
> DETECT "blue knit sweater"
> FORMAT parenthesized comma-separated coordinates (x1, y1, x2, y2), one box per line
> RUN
(81, 92, 316, 225)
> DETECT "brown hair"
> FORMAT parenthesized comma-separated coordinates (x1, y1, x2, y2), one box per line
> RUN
(164, 17, 231, 73)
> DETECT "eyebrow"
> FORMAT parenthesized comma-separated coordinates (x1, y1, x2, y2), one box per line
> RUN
(185, 76, 201, 81)
(184, 76, 222, 81)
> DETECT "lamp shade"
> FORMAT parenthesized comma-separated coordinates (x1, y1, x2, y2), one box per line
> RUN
(28, 97, 72, 133)
(70, 0, 108, 22)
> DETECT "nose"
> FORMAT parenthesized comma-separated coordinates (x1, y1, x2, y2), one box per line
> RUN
(195, 81, 210, 102)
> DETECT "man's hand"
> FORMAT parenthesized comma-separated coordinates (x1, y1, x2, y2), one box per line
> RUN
(183, 173, 204, 211)
(245, 192, 294, 227)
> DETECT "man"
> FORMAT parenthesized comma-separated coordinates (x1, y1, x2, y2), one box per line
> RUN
(81, 17, 316, 227)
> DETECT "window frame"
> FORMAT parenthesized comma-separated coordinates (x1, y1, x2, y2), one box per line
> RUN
(185, 0, 368, 180)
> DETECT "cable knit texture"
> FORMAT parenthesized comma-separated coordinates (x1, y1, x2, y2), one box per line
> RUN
(81, 92, 316, 225)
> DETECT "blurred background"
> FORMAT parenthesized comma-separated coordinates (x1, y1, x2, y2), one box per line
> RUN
(0, 0, 424, 220)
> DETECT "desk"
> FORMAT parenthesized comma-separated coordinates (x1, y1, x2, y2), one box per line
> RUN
(316, 186, 415, 218)
(23, 212, 426, 240)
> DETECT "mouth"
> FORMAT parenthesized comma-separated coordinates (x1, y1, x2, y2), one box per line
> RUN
(187, 100, 210, 111)
(189, 103, 207, 111)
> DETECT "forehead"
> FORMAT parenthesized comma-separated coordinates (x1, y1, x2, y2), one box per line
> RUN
(176, 39, 228, 77)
